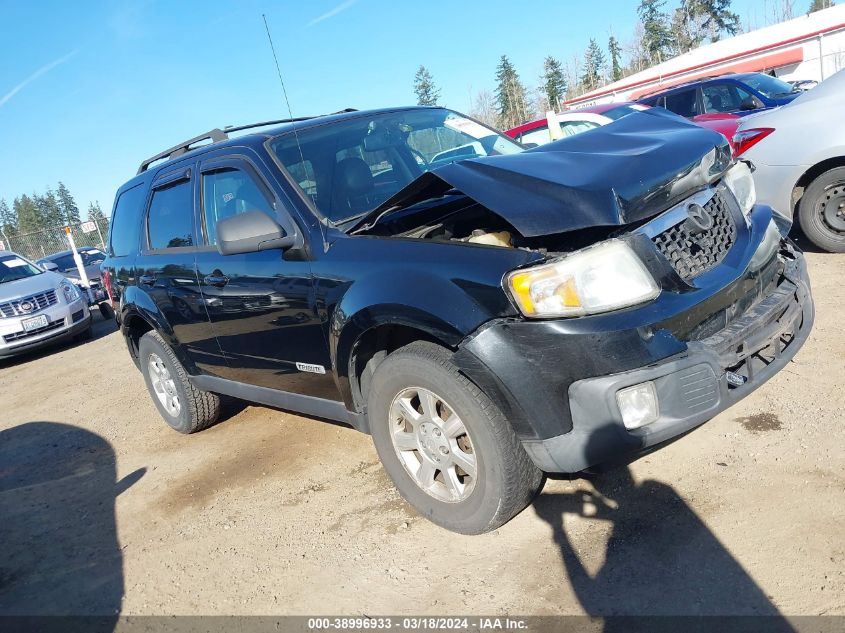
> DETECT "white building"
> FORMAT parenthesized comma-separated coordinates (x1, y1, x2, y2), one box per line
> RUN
(565, 3, 845, 108)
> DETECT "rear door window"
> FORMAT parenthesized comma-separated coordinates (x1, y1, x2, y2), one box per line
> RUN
(663, 89, 699, 117)
(147, 178, 195, 250)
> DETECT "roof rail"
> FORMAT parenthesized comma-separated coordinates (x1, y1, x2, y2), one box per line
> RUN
(137, 129, 228, 174)
(136, 108, 359, 174)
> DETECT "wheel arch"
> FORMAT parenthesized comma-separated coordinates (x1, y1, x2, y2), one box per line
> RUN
(791, 156, 845, 214)
(336, 308, 466, 414)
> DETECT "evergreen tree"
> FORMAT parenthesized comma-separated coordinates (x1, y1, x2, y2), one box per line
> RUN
(35, 190, 64, 228)
(638, 0, 674, 64)
(673, 0, 740, 54)
(580, 39, 607, 91)
(56, 181, 81, 225)
(13, 195, 41, 234)
(808, 0, 834, 12)
(608, 36, 623, 82)
(0, 199, 16, 237)
(494, 55, 529, 129)
(88, 200, 108, 226)
(413, 66, 441, 106)
(541, 56, 567, 111)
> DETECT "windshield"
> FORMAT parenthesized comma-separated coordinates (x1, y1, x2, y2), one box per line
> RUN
(0, 254, 43, 284)
(269, 108, 523, 225)
(742, 74, 796, 99)
(41, 249, 106, 272)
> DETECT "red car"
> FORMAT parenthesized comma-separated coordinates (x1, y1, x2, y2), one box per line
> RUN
(506, 102, 740, 152)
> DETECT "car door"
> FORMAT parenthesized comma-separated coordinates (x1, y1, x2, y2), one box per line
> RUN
(134, 162, 224, 374)
(193, 152, 337, 400)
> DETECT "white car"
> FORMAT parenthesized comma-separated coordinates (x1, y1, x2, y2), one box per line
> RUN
(734, 69, 845, 252)
(0, 251, 92, 358)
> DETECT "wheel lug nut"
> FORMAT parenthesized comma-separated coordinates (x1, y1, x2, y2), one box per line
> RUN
(439, 446, 449, 455)
(434, 429, 441, 437)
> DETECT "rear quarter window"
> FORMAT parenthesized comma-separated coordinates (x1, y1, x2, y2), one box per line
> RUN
(109, 184, 147, 257)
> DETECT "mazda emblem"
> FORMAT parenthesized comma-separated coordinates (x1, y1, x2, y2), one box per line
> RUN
(686, 203, 714, 234)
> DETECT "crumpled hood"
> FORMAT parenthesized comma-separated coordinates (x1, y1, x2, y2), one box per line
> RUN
(369, 109, 732, 237)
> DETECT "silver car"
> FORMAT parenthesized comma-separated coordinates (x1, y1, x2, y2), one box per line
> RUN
(735, 68, 845, 252)
(0, 250, 92, 358)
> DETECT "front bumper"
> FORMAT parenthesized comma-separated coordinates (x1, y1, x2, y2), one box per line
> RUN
(0, 300, 91, 358)
(523, 249, 813, 472)
(454, 243, 813, 473)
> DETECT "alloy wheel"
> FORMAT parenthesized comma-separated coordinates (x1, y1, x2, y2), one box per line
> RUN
(388, 387, 477, 503)
(148, 353, 181, 417)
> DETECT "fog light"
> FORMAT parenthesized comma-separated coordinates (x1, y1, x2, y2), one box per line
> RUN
(616, 382, 659, 430)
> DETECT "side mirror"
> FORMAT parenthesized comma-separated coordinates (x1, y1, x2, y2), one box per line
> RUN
(41, 262, 59, 272)
(216, 210, 295, 256)
(739, 96, 762, 111)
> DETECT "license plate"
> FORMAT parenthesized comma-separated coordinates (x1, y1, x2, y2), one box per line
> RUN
(22, 314, 49, 332)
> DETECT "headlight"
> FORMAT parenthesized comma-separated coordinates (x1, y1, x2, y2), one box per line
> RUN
(60, 281, 81, 303)
(506, 239, 660, 318)
(723, 161, 756, 215)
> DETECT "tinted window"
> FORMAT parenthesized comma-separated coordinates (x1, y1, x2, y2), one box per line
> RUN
(702, 83, 751, 113)
(109, 184, 146, 257)
(663, 89, 699, 117)
(147, 179, 194, 249)
(202, 168, 275, 245)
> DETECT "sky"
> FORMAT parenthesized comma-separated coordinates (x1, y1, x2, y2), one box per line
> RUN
(0, 0, 812, 216)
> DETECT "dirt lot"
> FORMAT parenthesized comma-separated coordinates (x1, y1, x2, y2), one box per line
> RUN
(1, 251, 843, 618)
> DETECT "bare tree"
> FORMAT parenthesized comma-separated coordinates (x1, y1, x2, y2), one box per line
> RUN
(468, 89, 498, 127)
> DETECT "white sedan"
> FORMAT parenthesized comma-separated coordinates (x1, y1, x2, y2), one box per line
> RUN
(734, 69, 845, 252)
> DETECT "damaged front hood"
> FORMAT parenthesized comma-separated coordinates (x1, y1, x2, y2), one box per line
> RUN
(362, 109, 732, 237)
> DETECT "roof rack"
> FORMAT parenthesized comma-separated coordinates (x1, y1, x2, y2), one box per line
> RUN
(137, 108, 359, 174)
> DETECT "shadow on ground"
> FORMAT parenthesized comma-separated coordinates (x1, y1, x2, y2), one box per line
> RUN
(533, 425, 795, 631)
(0, 421, 144, 618)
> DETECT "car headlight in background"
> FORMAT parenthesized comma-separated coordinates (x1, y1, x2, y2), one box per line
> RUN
(506, 239, 660, 318)
(723, 161, 756, 215)
(60, 280, 81, 303)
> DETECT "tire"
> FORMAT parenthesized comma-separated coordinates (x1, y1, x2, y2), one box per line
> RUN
(367, 341, 544, 534)
(138, 330, 220, 434)
(98, 302, 115, 321)
(798, 167, 845, 253)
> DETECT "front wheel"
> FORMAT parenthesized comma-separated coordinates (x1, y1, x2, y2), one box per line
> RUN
(798, 167, 845, 253)
(367, 341, 544, 534)
(138, 331, 220, 434)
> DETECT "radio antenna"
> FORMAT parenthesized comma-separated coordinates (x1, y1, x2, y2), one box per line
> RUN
(262, 14, 327, 244)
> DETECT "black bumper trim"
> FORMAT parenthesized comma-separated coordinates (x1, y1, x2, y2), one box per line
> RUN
(522, 252, 813, 472)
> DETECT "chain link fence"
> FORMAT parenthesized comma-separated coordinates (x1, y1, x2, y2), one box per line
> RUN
(0, 217, 109, 262)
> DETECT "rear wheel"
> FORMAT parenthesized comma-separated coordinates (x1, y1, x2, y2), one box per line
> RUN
(138, 331, 220, 434)
(798, 167, 845, 253)
(367, 341, 544, 534)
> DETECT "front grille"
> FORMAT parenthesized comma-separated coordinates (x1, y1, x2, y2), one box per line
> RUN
(3, 318, 65, 343)
(0, 289, 59, 318)
(652, 191, 736, 281)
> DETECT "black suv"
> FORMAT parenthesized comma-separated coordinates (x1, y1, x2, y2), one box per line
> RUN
(102, 106, 813, 534)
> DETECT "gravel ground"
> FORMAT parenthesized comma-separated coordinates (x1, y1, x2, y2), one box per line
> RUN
(0, 251, 843, 617)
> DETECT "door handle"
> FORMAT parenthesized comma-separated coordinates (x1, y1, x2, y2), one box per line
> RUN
(139, 274, 156, 286)
(203, 274, 229, 287)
